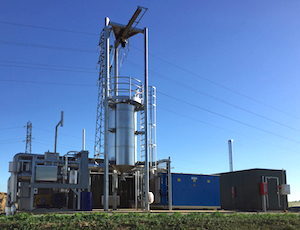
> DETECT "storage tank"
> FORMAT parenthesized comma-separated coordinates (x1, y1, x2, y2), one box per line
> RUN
(115, 103, 135, 172)
(107, 76, 143, 173)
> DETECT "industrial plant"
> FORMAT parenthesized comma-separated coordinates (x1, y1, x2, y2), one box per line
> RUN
(5, 6, 290, 215)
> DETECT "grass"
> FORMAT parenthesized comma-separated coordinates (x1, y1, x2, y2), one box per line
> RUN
(1, 212, 300, 229)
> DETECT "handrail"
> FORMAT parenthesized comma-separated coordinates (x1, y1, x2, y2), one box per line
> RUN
(108, 76, 143, 100)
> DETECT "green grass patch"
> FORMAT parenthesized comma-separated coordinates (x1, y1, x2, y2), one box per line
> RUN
(1, 212, 300, 229)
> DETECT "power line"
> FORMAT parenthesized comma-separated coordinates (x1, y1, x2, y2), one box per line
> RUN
(125, 60, 300, 132)
(0, 79, 96, 87)
(0, 127, 23, 131)
(0, 141, 24, 145)
(2, 23, 299, 138)
(33, 139, 76, 150)
(2, 59, 298, 141)
(157, 91, 300, 145)
(0, 60, 96, 70)
(0, 40, 97, 53)
(2, 20, 297, 121)
(34, 127, 94, 142)
(0, 64, 97, 74)
(0, 21, 98, 36)
(130, 45, 300, 120)
(159, 106, 300, 154)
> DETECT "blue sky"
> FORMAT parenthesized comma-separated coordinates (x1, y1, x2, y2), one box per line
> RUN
(1, 1, 300, 201)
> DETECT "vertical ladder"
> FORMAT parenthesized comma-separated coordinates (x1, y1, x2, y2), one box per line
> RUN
(140, 86, 157, 166)
(140, 109, 146, 162)
(149, 86, 157, 168)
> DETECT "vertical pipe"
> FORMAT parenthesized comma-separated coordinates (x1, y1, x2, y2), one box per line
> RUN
(114, 42, 118, 96)
(30, 156, 36, 211)
(134, 112, 137, 163)
(135, 171, 138, 210)
(88, 169, 91, 192)
(262, 176, 267, 212)
(82, 129, 85, 150)
(154, 98, 157, 169)
(112, 170, 118, 210)
(144, 27, 149, 211)
(104, 17, 110, 212)
(276, 177, 281, 207)
(168, 157, 172, 211)
(149, 87, 153, 167)
(65, 155, 68, 183)
(129, 77, 131, 99)
(78, 189, 81, 210)
(54, 124, 58, 153)
(282, 169, 287, 211)
(228, 140, 233, 172)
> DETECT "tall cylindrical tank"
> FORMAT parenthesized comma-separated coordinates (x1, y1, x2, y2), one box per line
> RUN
(115, 103, 135, 172)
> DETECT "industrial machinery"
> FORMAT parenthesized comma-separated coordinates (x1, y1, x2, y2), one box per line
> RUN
(93, 6, 170, 211)
(6, 7, 288, 214)
(6, 7, 173, 213)
(6, 151, 92, 211)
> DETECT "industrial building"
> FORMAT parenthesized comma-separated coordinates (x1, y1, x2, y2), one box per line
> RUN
(219, 169, 289, 211)
(4, 7, 290, 214)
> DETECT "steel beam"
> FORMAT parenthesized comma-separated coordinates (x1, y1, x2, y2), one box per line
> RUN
(104, 17, 110, 211)
(144, 27, 149, 211)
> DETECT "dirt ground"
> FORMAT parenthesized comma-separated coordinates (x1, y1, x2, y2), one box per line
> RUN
(0, 192, 7, 212)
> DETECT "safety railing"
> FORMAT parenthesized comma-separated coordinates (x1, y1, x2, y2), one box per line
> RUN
(109, 76, 143, 101)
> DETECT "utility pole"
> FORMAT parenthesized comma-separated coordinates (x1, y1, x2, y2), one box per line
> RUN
(25, 121, 32, 154)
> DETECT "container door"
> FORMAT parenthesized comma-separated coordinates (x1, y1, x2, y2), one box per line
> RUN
(188, 175, 201, 206)
(266, 178, 280, 210)
(172, 174, 189, 206)
(200, 176, 220, 207)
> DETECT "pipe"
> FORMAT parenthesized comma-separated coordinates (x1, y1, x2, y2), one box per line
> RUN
(167, 157, 172, 211)
(262, 176, 267, 212)
(54, 111, 64, 153)
(144, 27, 149, 211)
(83, 129, 85, 150)
(135, 171, 138, 209)
(9, 153, 41, 205)
(112, 170, 118, 210)
(114, 42, 118, 96)
(64, 151, 79, 183)
(228, 140, 233, 172)
(103, 16, 110, 212)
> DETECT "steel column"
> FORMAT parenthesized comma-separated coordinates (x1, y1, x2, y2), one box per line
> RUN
(114, 42, 118, 96)
(112, 170, 118, 210)
(228, 140, 233, 172)
(103, 17, 110, 211)
(168, 157, 172, 211)
(144, 27, 149, 211)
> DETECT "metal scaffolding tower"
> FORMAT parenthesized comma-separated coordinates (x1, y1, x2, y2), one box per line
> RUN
(25, 121, 32, 154)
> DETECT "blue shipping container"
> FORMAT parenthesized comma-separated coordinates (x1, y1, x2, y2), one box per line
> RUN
(161, 173, 220, 208)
